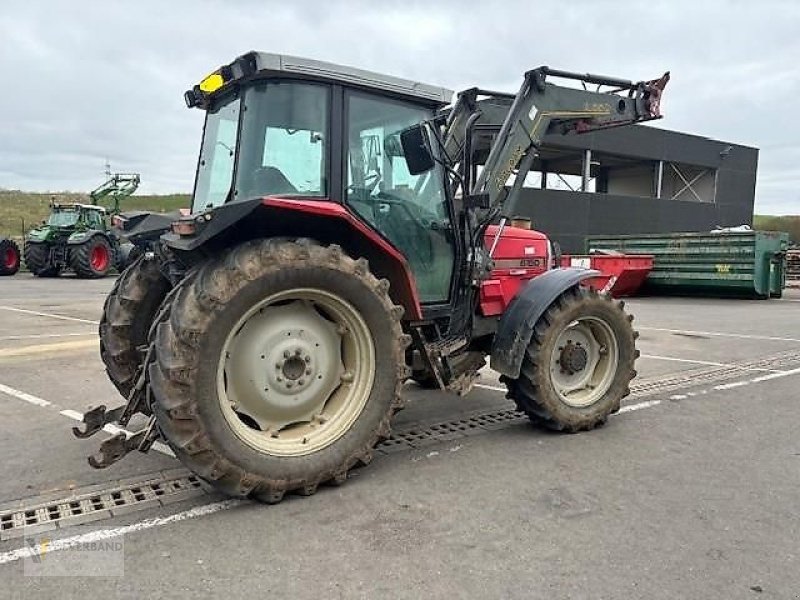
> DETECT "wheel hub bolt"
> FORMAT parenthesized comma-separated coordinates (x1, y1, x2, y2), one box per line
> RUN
(341, 371, 354, 382)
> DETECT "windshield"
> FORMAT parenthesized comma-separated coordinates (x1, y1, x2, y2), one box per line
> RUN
(48, 211, 80, 227)
(192, 94, 240, 213)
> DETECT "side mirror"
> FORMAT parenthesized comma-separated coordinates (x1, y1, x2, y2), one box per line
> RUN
(400, 125, 435, 175)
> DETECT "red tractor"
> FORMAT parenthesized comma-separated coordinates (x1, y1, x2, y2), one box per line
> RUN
(77, 52, 668, 502)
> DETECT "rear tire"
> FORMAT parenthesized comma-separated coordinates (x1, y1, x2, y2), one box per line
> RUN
(71, 235, 113, 278)
(23, 242, 60, 277)
(0, 239, 20, 276)
(149, 239, 408, 502)
(504, 287, 638, 432)
(115, 242, 136, 273)
(100, 255, 172, 399)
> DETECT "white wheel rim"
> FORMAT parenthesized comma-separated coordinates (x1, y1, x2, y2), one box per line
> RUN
(216, 288, 375, 456)
(549, 316, 619, 408)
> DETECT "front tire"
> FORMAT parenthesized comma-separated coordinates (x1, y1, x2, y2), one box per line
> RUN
(504, 287, 638, 432)
(149, 239, 408, 502)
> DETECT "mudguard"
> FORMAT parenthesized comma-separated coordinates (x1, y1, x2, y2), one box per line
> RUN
(67, 229, 109, 245)
(490, 267, 600, 379)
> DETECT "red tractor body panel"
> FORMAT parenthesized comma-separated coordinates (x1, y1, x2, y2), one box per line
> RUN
(480, 225, 551, 316)
(261, 197, 424, 320)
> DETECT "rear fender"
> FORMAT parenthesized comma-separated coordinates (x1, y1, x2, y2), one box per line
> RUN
(163, 197, 423, 320)
(67, 230, 106, 245)
(490, 268, 600, 378)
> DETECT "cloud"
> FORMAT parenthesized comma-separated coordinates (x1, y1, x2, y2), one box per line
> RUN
(1, 0, 798, 213)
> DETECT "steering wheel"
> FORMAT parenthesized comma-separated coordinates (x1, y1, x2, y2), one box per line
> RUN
(373, 191, 439, 231)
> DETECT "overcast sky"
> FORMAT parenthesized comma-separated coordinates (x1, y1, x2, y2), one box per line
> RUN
(1, 0, 798, 214)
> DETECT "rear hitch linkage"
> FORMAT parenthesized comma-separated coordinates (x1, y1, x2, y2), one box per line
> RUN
(72, 346, 162, 469)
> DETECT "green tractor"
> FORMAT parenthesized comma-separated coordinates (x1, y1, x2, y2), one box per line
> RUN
(23, 173, 139, 278)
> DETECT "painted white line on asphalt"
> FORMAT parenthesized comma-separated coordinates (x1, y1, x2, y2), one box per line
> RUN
(0, 332, 95, 341)
(474, 383, 507, 393)
(59, 409, 175, 457)
(0, 383, 52, 407)
(616, 400, 662, 413)
(639, 354, 778, 372)
(0, 383, 175, 457)
(750, 366, 800, 383)
(638, 326, 800, 344)
(0, 499, 244, 566)
(0, 306, 99, 325)
(713, 381, 751, 391)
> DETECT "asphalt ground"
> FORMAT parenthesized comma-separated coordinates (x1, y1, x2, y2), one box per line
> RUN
(0, 274, 798, 599)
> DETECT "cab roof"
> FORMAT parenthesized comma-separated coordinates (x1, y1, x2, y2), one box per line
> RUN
(186, 51, 453, 109)
(52, 203, 106, 213)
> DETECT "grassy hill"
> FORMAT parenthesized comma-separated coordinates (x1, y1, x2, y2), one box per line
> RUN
(0, 191, 190, 239)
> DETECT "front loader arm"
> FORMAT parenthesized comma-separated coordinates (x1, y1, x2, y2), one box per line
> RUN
(443, 67, 669, 217)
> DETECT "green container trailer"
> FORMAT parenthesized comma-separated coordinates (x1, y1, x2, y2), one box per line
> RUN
(586, 230, 790, 299)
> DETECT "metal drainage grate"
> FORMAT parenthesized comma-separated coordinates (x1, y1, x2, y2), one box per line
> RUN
(379, 409, 525, 455)
(380, 348, 800, 458)
(0, 473, 205, 541)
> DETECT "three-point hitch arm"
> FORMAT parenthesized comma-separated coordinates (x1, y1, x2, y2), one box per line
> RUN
(441, 67, 670, 220)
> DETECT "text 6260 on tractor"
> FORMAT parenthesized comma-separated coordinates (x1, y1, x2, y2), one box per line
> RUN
(77, 52, 668, 502)
(24, 173, 139, 278)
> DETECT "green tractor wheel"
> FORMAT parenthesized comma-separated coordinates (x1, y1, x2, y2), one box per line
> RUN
(71, 235, 114, 278)
(0, 238, 21, 276)
(23, 242, 60, 277)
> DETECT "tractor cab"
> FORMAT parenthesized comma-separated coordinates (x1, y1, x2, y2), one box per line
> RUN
(184, 52, 458, 305)
(45, 204, 106, 230)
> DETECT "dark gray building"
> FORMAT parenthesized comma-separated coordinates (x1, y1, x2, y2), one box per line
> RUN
(512, 125, 758, 253)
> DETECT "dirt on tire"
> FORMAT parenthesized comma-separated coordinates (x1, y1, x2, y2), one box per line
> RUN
(100, 255, 172, 399)
(147, 239, 409, 503)
(504, 286, 638, 432)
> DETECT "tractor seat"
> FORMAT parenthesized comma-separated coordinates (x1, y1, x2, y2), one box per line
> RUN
(248, 166, 299, 197)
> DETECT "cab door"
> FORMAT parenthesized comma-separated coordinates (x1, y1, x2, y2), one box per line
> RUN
(344, 91, 456, 304)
